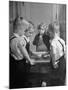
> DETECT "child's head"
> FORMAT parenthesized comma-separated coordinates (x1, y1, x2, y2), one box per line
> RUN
(24, 21, 35, 37)
(48, 23, 55, 39)
(13, 16, 34, 37)
(37, 23, 47, 35)
(48, 21, 60, 39)
(53, 21, 60, 36)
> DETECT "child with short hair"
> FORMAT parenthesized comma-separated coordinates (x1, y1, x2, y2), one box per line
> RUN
(10, 16, 35, 88)
(48, 22, 66, 86)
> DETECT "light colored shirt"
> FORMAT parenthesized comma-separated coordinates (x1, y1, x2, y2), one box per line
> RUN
(10, 33, 29, 60)
(50, 35, 65, 63)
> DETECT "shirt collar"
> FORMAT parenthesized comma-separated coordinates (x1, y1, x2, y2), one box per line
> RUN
(50, 34, 59, 43)
(13, 33, 29, 42)
(22, 35, 29, 42)
(14, 33, 20, 38)
(54, 33, 60, 40)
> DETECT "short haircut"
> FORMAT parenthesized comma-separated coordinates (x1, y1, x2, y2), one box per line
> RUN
(13, 17, 31, 33)
(13, 16, 23, 33)
(13, 17, 35, 34)
(48, 21, 60, 34)
(53, 21, 60, 33)
(28, 21, 35, 28)
(37, 22, 47, 30)
(48, 23, 54, 33)
(24, 21, 35, 32)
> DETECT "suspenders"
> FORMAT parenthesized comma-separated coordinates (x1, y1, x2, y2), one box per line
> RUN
(24, 37, 28, 43)
(58, 40, 64, 53)
(10, 35, 17, 55)
(10, 36, 17, 41)
(55, 40, 65, 64)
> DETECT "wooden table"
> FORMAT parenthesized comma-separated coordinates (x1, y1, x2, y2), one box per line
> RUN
(30, 54, 51, 73)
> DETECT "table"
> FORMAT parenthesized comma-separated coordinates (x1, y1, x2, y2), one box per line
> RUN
(26, 54, 52, 87)
(30, 54, 51, 73)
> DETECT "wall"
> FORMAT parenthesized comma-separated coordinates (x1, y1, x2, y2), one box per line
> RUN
(59, 5, 66, 42)
(9, 1, 66, 51)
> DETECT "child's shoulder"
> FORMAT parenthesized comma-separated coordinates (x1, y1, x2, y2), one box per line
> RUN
(50, 39, 57, 47)
(59, 38, 65, 43)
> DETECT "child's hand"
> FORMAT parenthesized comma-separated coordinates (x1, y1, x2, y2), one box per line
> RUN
(30, 59, 35, 65)
(37, 54, 42, 58)
(53, 63, 59, 69)
(41, 81, 47, 87)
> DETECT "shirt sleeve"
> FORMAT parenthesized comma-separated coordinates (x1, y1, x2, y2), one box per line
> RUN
(51, 41, 57, 54)
(50, 41, 57, 61)
(19, 37, 26, 47)
(50, 45, 56, 66)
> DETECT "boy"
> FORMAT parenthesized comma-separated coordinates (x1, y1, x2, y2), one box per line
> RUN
(10, 16, 35, 88)
(48, 22, 66, 86)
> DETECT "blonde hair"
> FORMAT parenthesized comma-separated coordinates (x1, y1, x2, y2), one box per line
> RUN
(37, 22, 47, 30)
(13, 17, 34, 34)
(24, 21, 35, 33)
(53, 21, 60, 36)
(13, 17, 29, 33)
(48, 21, 60, 36)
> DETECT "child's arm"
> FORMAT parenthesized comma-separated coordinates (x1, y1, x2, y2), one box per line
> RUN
(18, 40, 35, 65)
(50, 45, 59, 69)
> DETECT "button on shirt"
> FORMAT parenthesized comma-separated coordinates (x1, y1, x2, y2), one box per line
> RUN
(50, 35, 65, 62)
(10, 33, 29, 60)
